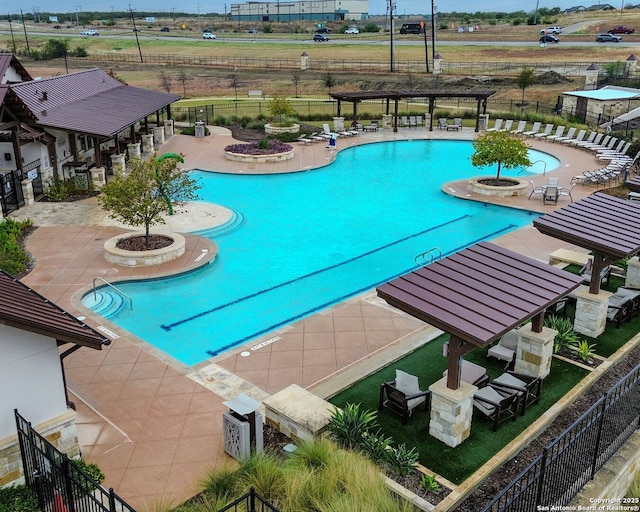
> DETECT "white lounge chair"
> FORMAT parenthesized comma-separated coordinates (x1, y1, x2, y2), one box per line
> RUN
(551, 127, 575, 144)
(500, 119, 514, 132)
(487, 118, 503, 132)
(574, 132, 603, 149)
(511, 120, 527, 135)
(569, 131, 596, 147)
(522, 122, 542, 137)
(545, 126, 566, 142)
(534, 124, 555, 138)
(561, 129, 585, 145)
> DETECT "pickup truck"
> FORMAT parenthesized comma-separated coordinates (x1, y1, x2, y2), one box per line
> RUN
(540, 26, 562, 34)
(608, 25, 635, 34)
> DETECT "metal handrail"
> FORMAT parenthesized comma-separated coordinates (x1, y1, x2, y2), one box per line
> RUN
(92, 277, 133, 311)
(521, 159, 547, 176)
(414, 247, 442, 267)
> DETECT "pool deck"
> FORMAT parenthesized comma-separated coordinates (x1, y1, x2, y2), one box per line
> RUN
(11, 125, 612, 508)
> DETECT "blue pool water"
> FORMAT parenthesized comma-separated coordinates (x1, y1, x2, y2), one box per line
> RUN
(83, 140, 558, 366)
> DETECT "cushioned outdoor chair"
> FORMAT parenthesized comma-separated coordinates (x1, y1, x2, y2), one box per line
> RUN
(491, 371, 542, 416)
(487, 329, 519, 366)
(473, 384, 520, 432)
(379, 369, 430, 424)
(437, 118, 448, 130)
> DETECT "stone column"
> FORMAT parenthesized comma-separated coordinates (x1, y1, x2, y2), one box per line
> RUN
(127, 142, 141, 160)
(21, 179, 35, 206)
(382, 114, 393, 129)
(141, 134, 154, 154)
(574, 288, 612, 338)
(300, 51, 309, 70)
(514, 325, 557, 380)
(90, 167, 106, 189)
(626, 54, 638, 77)
(626, 257, 640, 289)
(424, 113, 431, 129)
(428, 377, 475, 447)
(153, 126, 166, 145)
(164, 119, 174, 138)
(585, 64, 600, 91)
(333, 117, 345, 131)
(433, 54, 443, 75)
(111, 154, 126, 175)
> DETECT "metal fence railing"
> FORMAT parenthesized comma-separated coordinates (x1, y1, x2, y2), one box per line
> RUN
(217, 487, 281, 512)
(15, 410, 136, 512)
(480, 362, 640, 512)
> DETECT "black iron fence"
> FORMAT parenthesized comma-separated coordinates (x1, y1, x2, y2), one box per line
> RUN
(75, 52, 629, 78)
(480, 363, 640, 512)
(15, 410, 136, 512)
(217, 488, 280, 512)
(0, 169, 26, 216)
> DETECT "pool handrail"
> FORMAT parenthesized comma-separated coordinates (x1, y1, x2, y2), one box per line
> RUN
(92, 277, 133, 311)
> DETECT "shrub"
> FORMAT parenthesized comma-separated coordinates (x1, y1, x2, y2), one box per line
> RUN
(544, 314, 581, 353)
(570, 339, 597, 363)
(326, 403, 379, 449)
(385, 443, 419, 477)
(420, 474, 442, 493)
(0, 485, 39, 512)
(71, 458, 105, 498)
(224, 140, 293, 155)
(359, 430, 393, 465)
(289, 437, 333, 469)
(0, 218, 33, 276)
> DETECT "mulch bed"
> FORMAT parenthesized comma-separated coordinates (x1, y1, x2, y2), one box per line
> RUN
(115, 234, 174, 251)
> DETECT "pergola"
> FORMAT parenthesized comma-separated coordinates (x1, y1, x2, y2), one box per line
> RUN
(377, 242, 582, 390)
(328, 89, 497, 133)
(534, 192, 640, 294)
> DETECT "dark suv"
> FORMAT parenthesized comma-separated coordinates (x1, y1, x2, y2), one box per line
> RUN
(315, 27, 330, 33)
(313, 33, 329, 41)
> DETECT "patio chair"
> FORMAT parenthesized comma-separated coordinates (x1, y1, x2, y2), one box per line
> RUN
(401, 116, 410, 128)
(580, 258, 612, 288)
(528, 180, 544, 200)
(491, 371, 542, 416)
(453, 117, 463, 130)
(606, 288, 640, 327)
(409, 116, 417, 128)
(379, 369, 430, 424)
(437, 118, 448, 130)
(569, 131, 597, 147)
(443, 359, 490, 387)
(499, 119, 514, 132)
(473, 384, 520, 432)
(553, 127, 575, 144)
(487, 118, 503, 132)
(561, 129, 586, 145)
(522, 121, 542, 137)
(296, 134, 314, 145)
(558, 183, 576, 203)
(545, 126, 566, 143)
(487, 329, 519, 366)
(543, 185, 559, 205)
(534, 124, 554, 138)
(511, 120, 527, 135)
(416, 115, 423, 126)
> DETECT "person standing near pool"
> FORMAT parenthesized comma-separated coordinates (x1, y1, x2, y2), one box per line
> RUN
(326, 132, 337, 150)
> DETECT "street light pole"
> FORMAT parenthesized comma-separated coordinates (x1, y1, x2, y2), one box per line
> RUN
(431, 0, 436, 62)
(389, 0, 394, 72)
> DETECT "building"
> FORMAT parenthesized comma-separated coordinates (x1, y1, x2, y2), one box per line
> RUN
(558, 85, 640, 125)
(230, 0, 369, 22)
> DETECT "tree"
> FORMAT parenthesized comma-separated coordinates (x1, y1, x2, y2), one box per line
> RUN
(516, 67, 535, 105)
(321, 72, 337, 94)
(471, 131, 531, 182)
(176, 69, 191, 98)
(98, 155, 200, 247)
(159, 70, 172, 93)
(268, 95, 297, 126)
(292, 72, 301, 98)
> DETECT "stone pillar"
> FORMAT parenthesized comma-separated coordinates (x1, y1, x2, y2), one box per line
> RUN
(424, 113, 431, 129)
(164, 119, 174, 138)
(21, 179, 35, 206)
(141, 134, 154, 154)
(433, 54, 443, 75)
(300, 51, 309, 71)
(626, 257, 640, 289)
(626, 54, 638, 77)
(382, 114, 393, 129)
(429, 377, 475, 448)
(127, 142, 141, 160)
(90, 167, 106, 189)
(574, 288, 612, 338)
(514, 325, 557, 379)
(154, 126, 166, 145)
(333, 117, 345, 131)
(585, 64, 600, 91)
(111, 153, 126, 175)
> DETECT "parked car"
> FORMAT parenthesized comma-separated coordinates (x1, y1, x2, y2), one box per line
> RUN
(315, 27, 331, 33)
(539, 34, 559, 43)
(608, 25, 635, 34)
(80, 29, 99, 36)
(345, 27, 359, 34)
(313, 33, 329, 41)
(400, 23, 424, 34)
(202, 32, 216, 39)
(160, 27, 170, 32)
(132, 28, 140, 32)
(540, 26, 562, 34)
(596, 33, 622, 42)
(53, 25, 61, 29)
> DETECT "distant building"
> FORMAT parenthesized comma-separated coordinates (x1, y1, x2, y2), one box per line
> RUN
(563, 5, 586, 12)
(230, 0, 369, 22)
(585, 3, 616, 10)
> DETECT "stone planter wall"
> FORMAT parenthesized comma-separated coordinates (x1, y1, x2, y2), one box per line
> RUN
(467, 176, 529, 197)
(264, 123, 300, 135)
(225, 149, 295, 163)
(104, 232, 185, 267)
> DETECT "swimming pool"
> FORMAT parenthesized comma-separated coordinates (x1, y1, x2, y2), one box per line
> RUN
(83, 140, 558, 366)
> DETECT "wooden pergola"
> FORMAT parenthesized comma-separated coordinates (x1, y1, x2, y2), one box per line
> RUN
(329, 89, 497, 133)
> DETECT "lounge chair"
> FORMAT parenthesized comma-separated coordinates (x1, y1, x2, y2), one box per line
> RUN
(453, 117, 463, 130)
(499, 119, 514, 132)
(487, 329, 519, 365)
(401, 116, 409, 128)
(607, 287, 640, 327)
(561, 129, 586, 145)
(511, 120, 527, 135)
(528, 180, 544, 200)
(487, 118, 503, 132)
(491, 371, 542, 416)
(416, 115, 423, 126)
(473, 385, 520, 432)
(551, 127, 575, 144)
(576, 133, 605, 150)
(534, 124, 554, 138)
(522, 122, 542, 137)
(437, 118, 448, 130)
(545, 126, 566, 142)
(296, 134, 314, 145)
(363, 121, 378, 132)
(581, 258, 612, 288)
(570, 131, 597, 147)
(409, 115, 417, 128)
(378, 369, 430, 424)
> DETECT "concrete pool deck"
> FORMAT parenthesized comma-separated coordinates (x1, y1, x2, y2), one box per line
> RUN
(11, 125, 613, 508)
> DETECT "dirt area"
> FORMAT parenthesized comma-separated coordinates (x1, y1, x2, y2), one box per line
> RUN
(115, 234, 173, 251)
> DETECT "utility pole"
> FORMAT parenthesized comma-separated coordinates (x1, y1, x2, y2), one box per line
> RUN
(431, 0, 436, 62)
(20, 10, 30, 52)
(8, 15, 16, 53)
(389, 0, 394, 72)
(130, 6, 143, 63)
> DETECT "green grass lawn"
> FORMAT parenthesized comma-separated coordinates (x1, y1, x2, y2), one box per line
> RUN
(329, 334, 588, 484)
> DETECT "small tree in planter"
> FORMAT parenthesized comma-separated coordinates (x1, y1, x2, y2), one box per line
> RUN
(471, 131, 531, 185)
(267, 95, 297, 127)
(98, 154, 200, 248)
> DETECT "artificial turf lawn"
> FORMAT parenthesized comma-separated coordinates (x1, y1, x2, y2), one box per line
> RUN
(329, 334, 589, 485)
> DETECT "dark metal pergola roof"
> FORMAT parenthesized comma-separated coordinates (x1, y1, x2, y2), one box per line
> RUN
(533, 192, 640, 261)
(377, 242, 582, 350)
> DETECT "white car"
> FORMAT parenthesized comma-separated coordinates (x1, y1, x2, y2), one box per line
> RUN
(202, 32, 216, 39)
(80, 29, 99, 36)
(345, 27, 359, 34)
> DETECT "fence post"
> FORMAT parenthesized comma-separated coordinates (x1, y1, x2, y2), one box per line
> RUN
(62, 456, 77, 512)
(109, 488, 117, 512)
(249, 487, 256, 512)
(590, 396, 609, 479)
(536, 448, 549, 507)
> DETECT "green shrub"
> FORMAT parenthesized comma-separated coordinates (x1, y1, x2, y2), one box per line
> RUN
(180, 125, 210, 136)
(289, 437, 333, 469)
(359, 430, 393, 465)
(544, 314, 581, 353)
(71, 458, 105, 498)
(326, 403, 379, 449)
(0, 218, 33, 276)
(0, 485, 39, 512)
(570, 339, 597, 363)
(385, 443, 419, 477)
(420, 474, 442, 493)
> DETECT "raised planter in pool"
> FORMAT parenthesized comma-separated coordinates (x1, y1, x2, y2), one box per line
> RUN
(467, 176, 529, 197)
(104, 232, 185, 267)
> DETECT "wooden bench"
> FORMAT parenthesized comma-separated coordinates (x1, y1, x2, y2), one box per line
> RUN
(548, 249, 591, 267)
(248, 90, 265, 99)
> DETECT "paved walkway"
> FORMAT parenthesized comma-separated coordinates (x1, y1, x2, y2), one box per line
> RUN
(11, 124, 612, 508)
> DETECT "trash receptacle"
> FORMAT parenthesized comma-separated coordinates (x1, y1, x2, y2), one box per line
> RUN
(195, 121, 205, 138)
(479, 114, 489, 131)
(222, 394, 263, 460)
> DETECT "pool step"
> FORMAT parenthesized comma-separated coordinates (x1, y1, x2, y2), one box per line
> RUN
(82, 291, 126, 318)
(194, 209, 245, 239)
